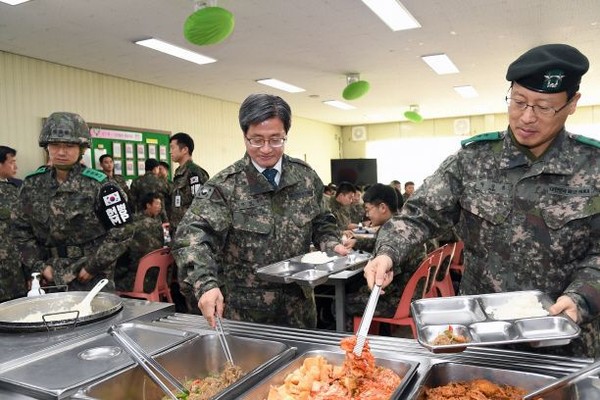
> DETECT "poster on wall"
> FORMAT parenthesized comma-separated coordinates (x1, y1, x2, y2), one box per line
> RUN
(114, 159, 123, 175)
(126, 160, 135, 176)
(94, 148, 107, 169)
(125, 143, 134, 159)
(112, 142, 122, 158)
(137, 144, 145, 159)
(159, 145, 167, 160)
(137, 160, 146, 175)
(148, 144, 157, 160)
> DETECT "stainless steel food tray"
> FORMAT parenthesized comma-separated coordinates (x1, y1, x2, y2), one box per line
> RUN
(256, 250, 370, 287)
(411, 290, 581, 353)
(240, 349, 419, 400)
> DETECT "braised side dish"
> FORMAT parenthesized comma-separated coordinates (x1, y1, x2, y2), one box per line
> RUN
(267, 336, 401, 400)
(163, 362, 243, 400)
(423, 378, 541, 400)
(431, 325, 469, 346)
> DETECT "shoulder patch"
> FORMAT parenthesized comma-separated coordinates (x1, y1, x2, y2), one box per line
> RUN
(197, 185, 215, 199)
(570, 134, 600, 149)
(82, 168, 107, 182)
(25, 166, 50, 179)
(96, 182, 132, 228)
(461, 131, 504, 148)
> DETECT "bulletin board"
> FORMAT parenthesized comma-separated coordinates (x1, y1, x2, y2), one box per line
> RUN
(87, 122, 171, 180)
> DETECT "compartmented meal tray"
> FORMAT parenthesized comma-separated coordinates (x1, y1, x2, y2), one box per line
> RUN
(411, 290, 581, 353)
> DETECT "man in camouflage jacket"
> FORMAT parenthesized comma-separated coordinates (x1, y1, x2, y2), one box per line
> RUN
(12, 112, 133, 292)
(168, 132, 209, 232)
(173, 94, 348, 329)
(365, 44, 600, 358)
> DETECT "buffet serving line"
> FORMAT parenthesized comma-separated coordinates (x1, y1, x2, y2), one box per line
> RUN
(0, 296, 598, 400)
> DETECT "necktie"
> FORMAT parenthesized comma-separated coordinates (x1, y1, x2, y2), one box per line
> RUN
(262, 168, 277, 188)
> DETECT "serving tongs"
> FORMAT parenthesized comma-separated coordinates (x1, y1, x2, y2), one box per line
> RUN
(523, 358, 600, 399)
(215, 316, 234, 365)
(353, 284, 381, 356)
(108, 325, 189, 400)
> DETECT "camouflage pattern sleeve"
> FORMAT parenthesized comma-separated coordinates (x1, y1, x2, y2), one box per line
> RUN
(172, 184, 230, 299)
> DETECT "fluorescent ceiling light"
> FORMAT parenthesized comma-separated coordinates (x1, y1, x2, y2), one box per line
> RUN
(454, 85, 479, 98)
(0, 0, 32, 4)
(135, 38, 216, 65)
(256, 78, 305, 93)
(323, 100, 356, 110)
(421, 54, 459, 75)
(361, 0, 421, 31)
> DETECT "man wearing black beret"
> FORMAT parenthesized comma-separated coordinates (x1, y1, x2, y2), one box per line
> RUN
(363, 43, 600, 358)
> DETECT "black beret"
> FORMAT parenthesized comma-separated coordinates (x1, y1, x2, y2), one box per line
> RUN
(506, 44, 589, 93)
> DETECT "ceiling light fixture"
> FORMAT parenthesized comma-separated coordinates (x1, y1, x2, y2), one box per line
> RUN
(404, 105, 423, 123)
(184, 0, 235, 46)
(454, 85, 479, 98)
(134, 38, 216, 65)
(342, 73, 370, 100)
(323, 100, 356, 110)
(421, 54, 459, 75)
(0, 0, 32, 4)
(361, 0, 421, 31)
(256, 78, 305, 93)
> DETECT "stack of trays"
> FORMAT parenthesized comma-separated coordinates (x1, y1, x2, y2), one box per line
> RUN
(411, 290, 581, 353)
(256, 250, 371, 287)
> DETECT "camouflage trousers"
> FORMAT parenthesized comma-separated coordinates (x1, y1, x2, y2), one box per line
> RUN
(181, 282, 317, 329)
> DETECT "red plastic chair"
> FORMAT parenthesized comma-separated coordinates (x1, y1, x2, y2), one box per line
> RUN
(116, 247, 174, 303)
(430, 242, 463, 297)
(353, 247, 447, 338)
(449, 240, 465, 275)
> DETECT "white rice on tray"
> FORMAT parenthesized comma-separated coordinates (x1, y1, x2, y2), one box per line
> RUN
(485, 293, 549, 319)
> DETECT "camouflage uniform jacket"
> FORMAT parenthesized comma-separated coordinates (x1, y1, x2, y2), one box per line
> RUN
(129, 172, 171, 221)
(0, 181, 26, 301)
(112, 214, 164, 292)
(172, 153, 340, 328)
(169, 159, 209, 231)
(12, 164, 132, 290)
(375, 129, 600, 357)
(108, 174, 133, 209)
(328, 195, 353, 231)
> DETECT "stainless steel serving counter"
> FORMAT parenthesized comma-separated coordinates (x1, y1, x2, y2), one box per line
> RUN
(0, 303, 597, 399)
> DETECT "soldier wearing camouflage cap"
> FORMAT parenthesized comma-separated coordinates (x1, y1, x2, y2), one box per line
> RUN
(172, 94, 349, 329)
(12, 112, 133, 292)
(364, 44, 600, 358)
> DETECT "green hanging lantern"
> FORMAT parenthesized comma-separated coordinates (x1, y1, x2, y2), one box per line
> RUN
(342, 80, 370, 100)
(404, 105, 423, 123)
(184, 6, 235, 46)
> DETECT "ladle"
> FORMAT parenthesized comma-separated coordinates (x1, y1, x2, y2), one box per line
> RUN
(74, 278, 108, 316)
(523, 359, 600, 399)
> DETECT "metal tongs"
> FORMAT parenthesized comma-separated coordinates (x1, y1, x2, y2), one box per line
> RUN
(215, 316, 234, 365)
(108, 325, 189, 400)
(523, 358, 600, 399)
(353, 284, 381, 356)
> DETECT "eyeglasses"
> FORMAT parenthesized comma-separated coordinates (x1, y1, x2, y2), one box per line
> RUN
(505, 96, 572, 117)
(245, 136, 287, 148)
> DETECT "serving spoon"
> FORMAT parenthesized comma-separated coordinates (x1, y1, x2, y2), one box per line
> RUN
(74, 278, 109, 317)
(523, 359, 600, 399)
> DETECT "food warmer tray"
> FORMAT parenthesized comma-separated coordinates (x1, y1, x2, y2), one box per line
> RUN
(256, 250, 371, 288)
(411, 290, 581, 353)
(240, 349, 419, 400)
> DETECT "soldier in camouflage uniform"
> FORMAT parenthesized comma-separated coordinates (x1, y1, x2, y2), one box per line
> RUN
(12, 112, 133, 292)
(328, 182, 358, 232)
(129, 158, 171, 223)
(99, 153, 133, 210)
(169, 132, 209, 232)
(365, 44, 600, 358)
(173, 94, 349, 329)
(0, 146, 27, 301)
(113, 192, 164, 292)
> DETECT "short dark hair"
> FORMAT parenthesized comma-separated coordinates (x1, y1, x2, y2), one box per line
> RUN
(363, 183, 399, 213)
(140, 192, 161, 209)
(99, 154, 113, 163)
(170, 132, 194, 155)
(239, 94, 292, 134)
(336, 181, 357, 197)
(404, 181, 414, 188)
(0, 146, 16, 164)
(145, 158, 159, 171)
(159, 160, 170, 170)
(390, 179, 400, 186)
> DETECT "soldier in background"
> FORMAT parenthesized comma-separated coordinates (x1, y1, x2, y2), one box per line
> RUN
(158, 161, 171, 181)
(129, 158, 171, 223)
(173, 93, 349, 329)
(168, 132, 209, 233)
(364, 44, 599, 358)
(0, 146, 27, 301)
(99, 153, 133, 209)
(12, 112, 133, 291)
(113, 192, 164, 292)
(328, 181, 358, 231)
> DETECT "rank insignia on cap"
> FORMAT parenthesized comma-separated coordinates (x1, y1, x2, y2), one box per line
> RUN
(543, 69, 565, 91)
